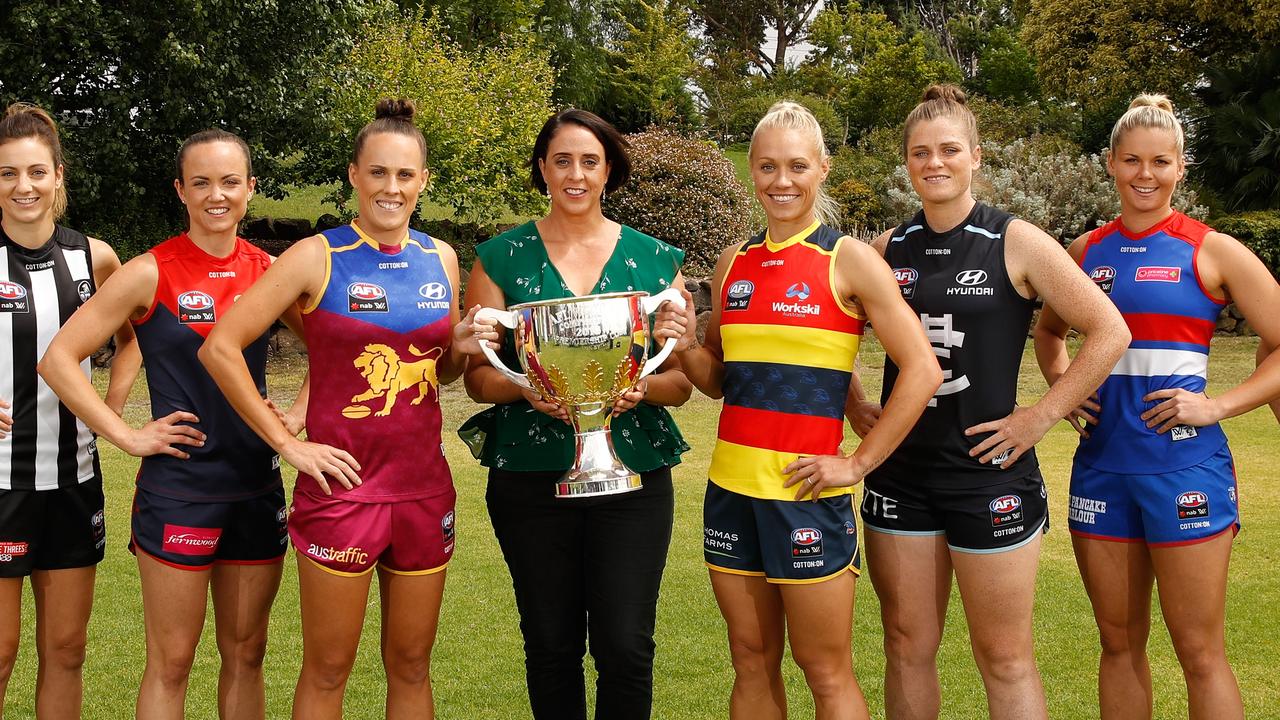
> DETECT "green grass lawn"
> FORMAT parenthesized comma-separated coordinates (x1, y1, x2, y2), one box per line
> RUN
(5, 337, 1277, 718)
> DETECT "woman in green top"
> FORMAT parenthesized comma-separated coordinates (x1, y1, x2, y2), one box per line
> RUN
(461, 109, 691, 720)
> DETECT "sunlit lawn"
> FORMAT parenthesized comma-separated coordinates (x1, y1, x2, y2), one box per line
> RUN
(4, 336, 1277, 718)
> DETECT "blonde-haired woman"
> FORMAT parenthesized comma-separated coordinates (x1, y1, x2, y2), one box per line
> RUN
(1036, 93, 1280, 720)
(848, 84, 1129, 720)
(662, 100, 941, 719)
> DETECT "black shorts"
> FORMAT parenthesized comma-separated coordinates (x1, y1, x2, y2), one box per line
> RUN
(0, 478, 106, 577)
(130, 487, 288, 570)
(860, 468, 1049, 553)
(704, 481, 860, 584)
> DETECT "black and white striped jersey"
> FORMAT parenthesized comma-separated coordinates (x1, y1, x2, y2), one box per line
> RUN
(0, 225, 101, 491)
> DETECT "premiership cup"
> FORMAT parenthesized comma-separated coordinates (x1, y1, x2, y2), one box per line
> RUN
(477, 288, 686, 498)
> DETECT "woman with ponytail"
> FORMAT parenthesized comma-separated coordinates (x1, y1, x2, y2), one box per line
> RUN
(661, 101, 941, 719)
(41, 128, 302, 719)
(0, 102, 139, 718)
(201, 99, 492, 719)
(849, 85, 1129, 720)
(1036, 93, 1280, 720)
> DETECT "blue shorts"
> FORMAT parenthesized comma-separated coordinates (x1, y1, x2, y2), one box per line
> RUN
(130, 487, 289, 569)
(1068, 444, 1239, 546)
(703, 481, 860, 584)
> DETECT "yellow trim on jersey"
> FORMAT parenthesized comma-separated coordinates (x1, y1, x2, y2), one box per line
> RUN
(302, 553, 375, 577)
(404, 235, 439, 255)
(708, 445, 853, 501)
(705, 562, 766, 577)
(762, 219, 824, 253)
(720, 323, 859, 372)
(827, 235, 867, 320)
(768, 561, 861, 585)
(378, 560, 449, 576)
(351, 220, 409, 250)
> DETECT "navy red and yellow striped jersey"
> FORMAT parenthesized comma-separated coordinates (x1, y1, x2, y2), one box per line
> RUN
(709, 221, 864, 500)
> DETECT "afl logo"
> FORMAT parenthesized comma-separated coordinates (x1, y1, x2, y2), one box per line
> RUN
(1090, 265, 1117, 294)
(894, 268, 918, 286)
(418, 282, 447, 300)
(178, 291, 214, 310)
(1176, 490, 1210, 519)
(990, 495, 1022, 514)
(348, 282, 386, 301)
(956, 269, 988, 286)
(0, 281, 28, 300)
(725, 279, 755, 311)
(791, 527, 823, 557)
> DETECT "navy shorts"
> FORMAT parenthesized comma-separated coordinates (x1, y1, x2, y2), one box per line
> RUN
(861, 468, 1049, 554)
(703, 481, 860, 584)
(130, 487, 288, 570)
(0, 478, 105, 577)
(1068, 444, 1239, 546)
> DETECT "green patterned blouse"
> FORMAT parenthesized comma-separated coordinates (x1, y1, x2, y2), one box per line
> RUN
(458, 221, 689, 473)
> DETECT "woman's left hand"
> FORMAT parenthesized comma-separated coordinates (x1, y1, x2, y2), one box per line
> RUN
(1141, 388, 1221, 432)
(452, 305, 501, 356)
(266, 398, 305, 437)
(783, 454, 867, 502)
(612, 379, 648, 416)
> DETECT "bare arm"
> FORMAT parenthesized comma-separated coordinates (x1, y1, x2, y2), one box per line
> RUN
(663, 244, 741, 399)
(89, 238, 142, 416)
(970, 221, 1130, 466)
(37, 255, 205, 457)
(1260, 339, 1280, 424)
(845, 229, 894, 437)
(1032, 233, 1103, 436)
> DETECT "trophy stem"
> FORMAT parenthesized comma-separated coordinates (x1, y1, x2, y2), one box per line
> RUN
(555, 408, 643, 498)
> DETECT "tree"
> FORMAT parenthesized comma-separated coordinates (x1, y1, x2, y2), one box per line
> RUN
(0, 0, 383, 256)
(604, 0, 700, 129)
(694, 0, 824, 76)
(1192, 48, 1280, 211)
(320, 13, 556, 224)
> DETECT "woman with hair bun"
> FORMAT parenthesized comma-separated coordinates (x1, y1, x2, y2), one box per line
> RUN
(41, 127, 303, 719)
(0, 102, 139, 718)
(848, 84, 1129, 720)
(201, 99, 493, 719)
(1036, 93, 1280, 720)
(662, 100, 941, 719)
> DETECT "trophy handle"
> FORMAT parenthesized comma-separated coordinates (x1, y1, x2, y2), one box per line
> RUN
(638, 287, 688, 379)
(475, 307, 534, 390)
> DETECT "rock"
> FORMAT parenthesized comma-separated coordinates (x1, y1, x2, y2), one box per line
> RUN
(695, 309, 712, 345)
(241, 217, 272, 239)
(316, 213, 343, 232)
(273, 218, 314, 242)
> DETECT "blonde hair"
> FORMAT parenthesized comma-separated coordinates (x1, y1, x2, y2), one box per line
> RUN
(902, 84, 979, 157)
(0, 103, 68, 220)
(750, 101, 839, 227)
(1109, 93, 1184, 155)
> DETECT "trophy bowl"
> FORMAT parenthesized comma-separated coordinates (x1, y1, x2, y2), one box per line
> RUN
(477, 288, 685, 498)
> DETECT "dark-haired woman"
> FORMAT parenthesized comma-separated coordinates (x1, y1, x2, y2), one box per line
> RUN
(0, 103, 139, 718)
(847, 85, 1129, 720)
(459, 109, 691, 720)
(201, 99, 491, 720)
(41, 130, 298, 719)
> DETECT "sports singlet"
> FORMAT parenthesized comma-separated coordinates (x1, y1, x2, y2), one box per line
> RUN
(1076, 211, 1228, 473)
(133, 233, 279, 501)
(876, 202, 1038, 486)
(709, 221, 865, 501)
(0, 225, 100, 491)
(301, 224, 453, 503)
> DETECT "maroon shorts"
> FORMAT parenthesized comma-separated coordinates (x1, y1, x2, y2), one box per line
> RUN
(288, 487, 456, 576)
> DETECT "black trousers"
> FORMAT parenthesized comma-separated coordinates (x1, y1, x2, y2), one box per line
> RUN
(486, 466, 675, 720)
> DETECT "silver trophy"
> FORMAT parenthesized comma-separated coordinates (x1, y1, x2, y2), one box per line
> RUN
(477, 289, 685, 498)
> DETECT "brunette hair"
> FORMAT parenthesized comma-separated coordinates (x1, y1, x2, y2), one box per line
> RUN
(530, 109, 631, 194)
(902, 84, 980, 156)
(352, 98, 427, 165)
(0, 103, 68, 219)
(750, 100, 839, 227)
(1109, 93, 1184, 155)
(175, 129, 253, 183)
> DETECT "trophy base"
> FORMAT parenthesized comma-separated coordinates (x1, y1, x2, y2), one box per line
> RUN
(555, 470, 643, 498)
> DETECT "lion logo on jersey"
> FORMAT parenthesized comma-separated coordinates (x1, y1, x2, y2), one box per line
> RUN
(344, 344, 442, 418)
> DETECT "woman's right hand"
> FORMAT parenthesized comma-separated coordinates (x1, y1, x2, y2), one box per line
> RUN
(0, 398, 11, 439)
(122, 411, 206, 459)
(847, 401, 882, 439)
(1065, 393, 1101, 438)
(655, 289, 697, 351)
(521, 387, 571, 423)
(280, 439, 362, 496)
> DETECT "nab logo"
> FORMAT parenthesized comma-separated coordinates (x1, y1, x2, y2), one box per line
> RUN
(347, 282, 389, 313)
(1176, 490, 1210, 519)
(418, 282, 447, 300)
(893, 267, 918, 299)
(956, 269, 988, 286)
(785, 282, 811, 301)
(0, 280, 29, 314)
(177, 291, 216, 324)
(791, 527, 823, 557)
(725, 279, 754, 311)
(1090, 265, 1116, 294)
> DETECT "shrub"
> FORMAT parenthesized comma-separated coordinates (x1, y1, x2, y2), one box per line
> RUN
(604, 128, 752, 276)
(1212, 211, 1280, 277)
(829, 179, 879, 230)
(720, 93, 845, 149)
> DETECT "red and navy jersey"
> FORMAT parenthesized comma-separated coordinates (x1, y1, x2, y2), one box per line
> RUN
(133, 234, 279, 501)
(709, 221, 865, 501)
(300, 224, 453, 503)
(1076, 211, 1228, 473)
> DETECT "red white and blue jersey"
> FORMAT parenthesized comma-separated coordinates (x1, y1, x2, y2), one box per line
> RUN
(1076, 211, 1228, 474)
(300, 224, 453, 503)
(709, 221, 865, 501)
(133, 234, 279, 501)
